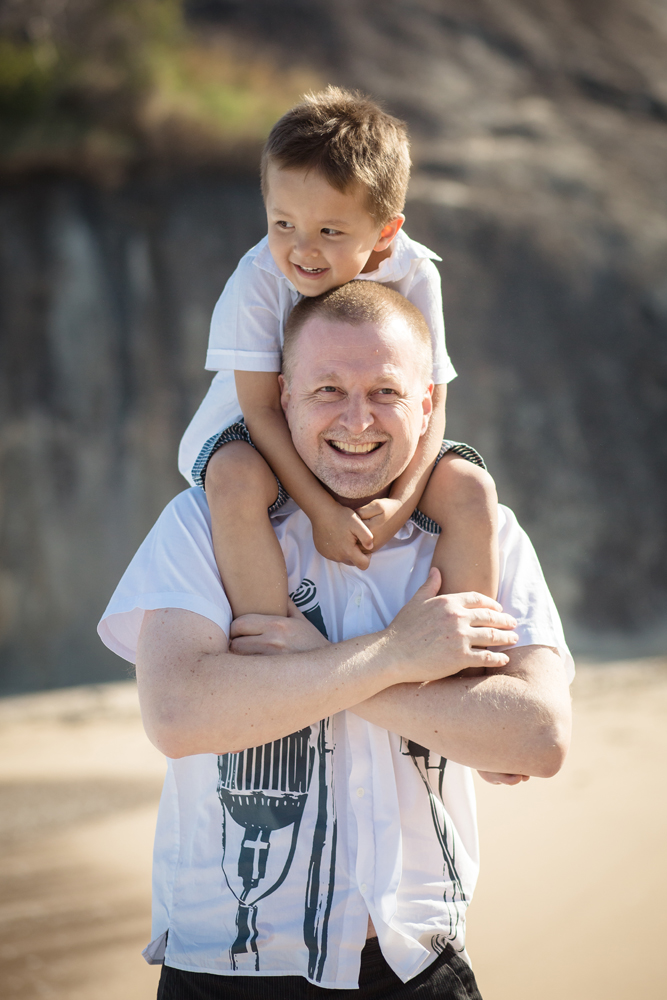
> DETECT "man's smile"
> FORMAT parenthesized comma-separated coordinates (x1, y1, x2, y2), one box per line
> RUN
(327, 440, 384, 454)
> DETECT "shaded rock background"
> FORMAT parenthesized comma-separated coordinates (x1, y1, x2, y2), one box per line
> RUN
(2, 0, 667, 692)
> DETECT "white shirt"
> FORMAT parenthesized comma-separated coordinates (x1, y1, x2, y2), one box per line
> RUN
(178, 230, 457, 485)
(98, 489, 573, 988)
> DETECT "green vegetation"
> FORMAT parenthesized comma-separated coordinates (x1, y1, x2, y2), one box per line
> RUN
(0, 0, 318, 178)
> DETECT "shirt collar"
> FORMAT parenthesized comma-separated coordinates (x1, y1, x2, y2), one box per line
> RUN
(252, 229, 441, 287)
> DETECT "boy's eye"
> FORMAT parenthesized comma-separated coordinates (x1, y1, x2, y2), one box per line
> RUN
(276, 220, 294, 230)
(321, 228, 342, 236)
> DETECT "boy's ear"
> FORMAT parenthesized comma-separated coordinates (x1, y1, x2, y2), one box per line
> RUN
(374, 215, 405, 252)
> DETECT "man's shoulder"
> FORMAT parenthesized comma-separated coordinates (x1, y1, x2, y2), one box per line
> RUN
(154, 487, 212, 536)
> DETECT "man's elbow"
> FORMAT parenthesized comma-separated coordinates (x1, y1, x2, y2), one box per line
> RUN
(530, 699, 572, 778)
(140, 698, 236, 759)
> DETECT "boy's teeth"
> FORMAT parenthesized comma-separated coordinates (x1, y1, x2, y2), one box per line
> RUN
(331, 441, 379, 454)
(300, 265, 324, 272)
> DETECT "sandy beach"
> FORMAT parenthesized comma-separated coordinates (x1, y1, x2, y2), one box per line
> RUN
(1, 659, 665, 1000)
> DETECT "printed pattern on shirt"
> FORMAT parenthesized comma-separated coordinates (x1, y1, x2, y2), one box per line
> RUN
(216, 578, 336, 980)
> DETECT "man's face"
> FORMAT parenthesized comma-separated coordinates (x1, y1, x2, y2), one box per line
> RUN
(265, 164, 396, 297)
(280, 315, 433, 502)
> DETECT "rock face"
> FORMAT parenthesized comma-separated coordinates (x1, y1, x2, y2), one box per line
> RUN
(2, 0, 667, 692)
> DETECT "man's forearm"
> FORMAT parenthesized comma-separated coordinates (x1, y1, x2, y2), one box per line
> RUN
(136, 609, 398, 758)
(349, 646, 571, 777)
(136, 580, 519, 759)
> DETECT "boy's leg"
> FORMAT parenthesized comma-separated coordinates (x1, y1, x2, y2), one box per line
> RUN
(205, 442, 288, 618)
(419, 454, 499, 600)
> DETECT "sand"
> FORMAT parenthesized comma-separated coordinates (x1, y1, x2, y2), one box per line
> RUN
(1, 659, 665, 999)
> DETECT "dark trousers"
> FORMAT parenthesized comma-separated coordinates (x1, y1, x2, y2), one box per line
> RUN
(157, 937, 483, 999)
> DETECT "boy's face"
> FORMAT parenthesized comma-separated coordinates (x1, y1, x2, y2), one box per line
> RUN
(265, 164, 402, 297)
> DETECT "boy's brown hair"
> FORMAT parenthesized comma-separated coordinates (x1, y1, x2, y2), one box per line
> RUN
(261, 86, 411, 227)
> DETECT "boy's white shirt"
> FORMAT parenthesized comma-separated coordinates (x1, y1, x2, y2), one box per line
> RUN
(178, 230, 457, 485)
(98, 490, 573, 987)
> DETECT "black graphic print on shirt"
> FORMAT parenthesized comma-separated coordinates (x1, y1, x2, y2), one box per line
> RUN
(290, 578, 328, 639)
(217, 578, 336, 978)
(400, 739, 467, 951)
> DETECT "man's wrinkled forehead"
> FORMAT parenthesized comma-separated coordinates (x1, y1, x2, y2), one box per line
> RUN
(288, 315, 426, 387)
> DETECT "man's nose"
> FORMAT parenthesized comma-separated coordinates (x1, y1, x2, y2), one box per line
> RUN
(337, 394, 374, 435)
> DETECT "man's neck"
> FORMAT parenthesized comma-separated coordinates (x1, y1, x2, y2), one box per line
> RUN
(327, 487, 390, 511)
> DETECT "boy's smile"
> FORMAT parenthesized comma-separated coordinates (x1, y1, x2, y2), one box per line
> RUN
(264, 164, 403, 297)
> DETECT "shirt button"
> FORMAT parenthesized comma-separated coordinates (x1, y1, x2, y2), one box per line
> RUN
(356, 787, 365, 798)
(360, 883, 367, 894)
(355, 595, 361, 606)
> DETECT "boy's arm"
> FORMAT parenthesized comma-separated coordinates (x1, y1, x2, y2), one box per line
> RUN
(356, 384, 447, 548)
(235, 371, 375, 567)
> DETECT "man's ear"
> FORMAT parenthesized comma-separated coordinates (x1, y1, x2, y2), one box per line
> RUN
(278, 373, 290, 415)
(373, 215, 404, 252)
(420, 383, 434, 436)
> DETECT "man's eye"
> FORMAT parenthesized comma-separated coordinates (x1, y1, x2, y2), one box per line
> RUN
(376, 388, 397, 395)
(319, 386, 339, 393)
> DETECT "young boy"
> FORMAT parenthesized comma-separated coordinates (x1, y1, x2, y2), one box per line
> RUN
(178, 86, 498, 619)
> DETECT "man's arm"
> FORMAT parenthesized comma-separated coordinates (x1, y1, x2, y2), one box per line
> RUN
(135, 571, 518, 758)
(229, 610, 571, 778)
(349, 645, 571, 778)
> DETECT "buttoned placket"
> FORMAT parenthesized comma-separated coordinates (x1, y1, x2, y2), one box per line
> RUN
(340, 567, 378, 922)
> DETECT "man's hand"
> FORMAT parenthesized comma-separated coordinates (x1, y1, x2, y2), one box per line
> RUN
(310, 502, 375, 568)
(384, 568, 519, 685)
(477, 771, 530, 786)
(230, 600, 329, 655)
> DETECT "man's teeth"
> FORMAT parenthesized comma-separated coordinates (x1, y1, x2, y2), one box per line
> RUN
(330, 441, 381, 454)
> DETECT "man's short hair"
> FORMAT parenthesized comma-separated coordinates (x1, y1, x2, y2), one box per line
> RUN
(282, 281, 433, 385)
(261, 86, 411, 227)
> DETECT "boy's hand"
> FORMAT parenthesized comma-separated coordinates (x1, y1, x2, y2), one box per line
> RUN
(477, 771, 530, 785)
(310, 503, 375, 568)
(356, 497, 409, 551)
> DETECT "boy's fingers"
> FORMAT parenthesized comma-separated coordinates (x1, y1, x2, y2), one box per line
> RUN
(352, 519, 375, 549)
(356, 500, 383, 519)
(348, 546, 371, 570)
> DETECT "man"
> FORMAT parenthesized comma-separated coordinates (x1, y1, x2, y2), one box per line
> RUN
(99, 281, 572, 999)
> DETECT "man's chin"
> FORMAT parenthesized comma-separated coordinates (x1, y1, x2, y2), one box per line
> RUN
(313, 466, 392, 501)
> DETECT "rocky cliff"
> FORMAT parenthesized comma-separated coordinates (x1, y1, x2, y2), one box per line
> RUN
(2, 0, 667, 691)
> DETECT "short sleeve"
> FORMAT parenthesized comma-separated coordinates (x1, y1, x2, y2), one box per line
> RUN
(98, 489, 232, 663)
(205, 244, 287, 373)
(403, 260, 457, 386)
(496, 506, 575, 682)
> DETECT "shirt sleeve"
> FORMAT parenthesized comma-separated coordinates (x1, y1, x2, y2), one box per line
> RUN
(205, 249, 285, 373)
(496, 505, 575, 682)
(97, 489, 232, 663)
(404, 259, 457, 386)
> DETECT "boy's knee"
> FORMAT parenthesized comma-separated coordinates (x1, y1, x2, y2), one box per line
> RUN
(433, 456, 497, 511)
(204, 441, 276, 505)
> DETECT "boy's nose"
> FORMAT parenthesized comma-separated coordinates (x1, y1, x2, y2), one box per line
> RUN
(294, 234, 321, 260)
